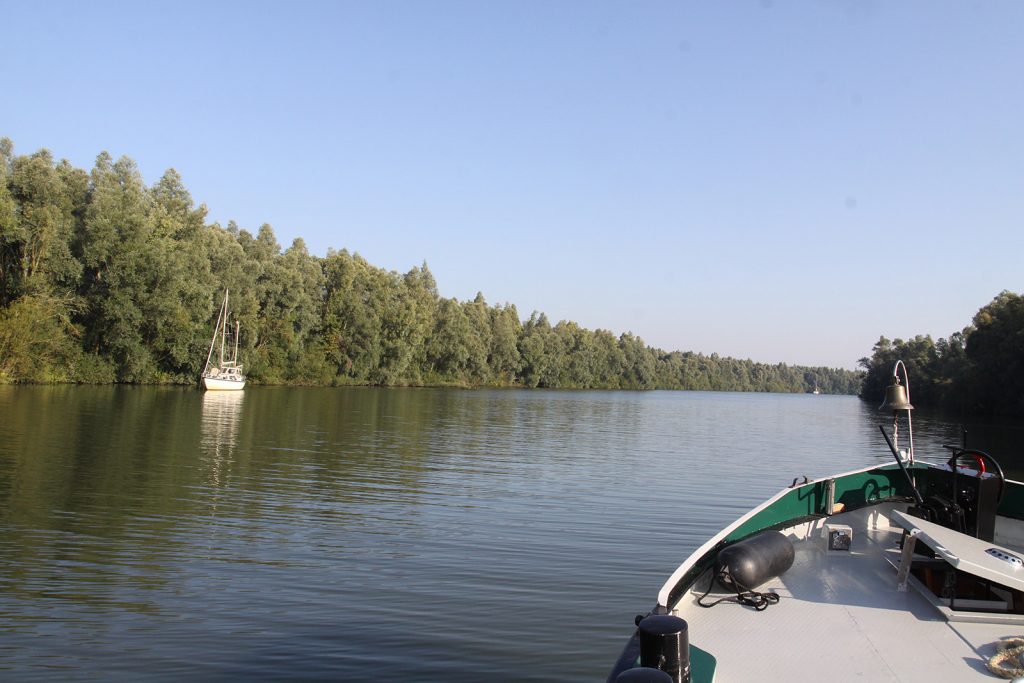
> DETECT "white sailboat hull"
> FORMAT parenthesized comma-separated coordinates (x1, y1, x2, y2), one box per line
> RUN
(202, 374, 246, 391)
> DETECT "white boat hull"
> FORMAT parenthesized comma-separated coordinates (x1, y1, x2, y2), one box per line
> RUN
(202, 375, 246, 391)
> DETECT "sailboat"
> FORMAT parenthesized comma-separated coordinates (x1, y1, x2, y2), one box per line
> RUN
(201, 289, 245, 391)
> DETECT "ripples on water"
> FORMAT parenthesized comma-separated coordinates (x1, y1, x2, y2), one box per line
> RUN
(0, 386, 1022, 681)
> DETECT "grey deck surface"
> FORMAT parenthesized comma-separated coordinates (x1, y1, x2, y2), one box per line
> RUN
(673, 504, 1020, 681)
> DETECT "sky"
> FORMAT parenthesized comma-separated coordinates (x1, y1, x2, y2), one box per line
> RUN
(5, 1, 1022, 369)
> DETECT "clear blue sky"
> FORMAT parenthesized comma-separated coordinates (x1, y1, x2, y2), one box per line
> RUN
(6, 1, 1022, 369)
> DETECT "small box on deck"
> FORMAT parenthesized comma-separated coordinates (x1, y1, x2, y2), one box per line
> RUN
(823, 523, 853, 553)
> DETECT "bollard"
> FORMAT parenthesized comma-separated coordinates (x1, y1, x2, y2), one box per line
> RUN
(615, 665, 674, 682)
(637, 614, 690, 683)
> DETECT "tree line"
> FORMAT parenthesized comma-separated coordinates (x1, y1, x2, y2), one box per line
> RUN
(859, 291, 1024, 416)
(0, 139, 860, 393)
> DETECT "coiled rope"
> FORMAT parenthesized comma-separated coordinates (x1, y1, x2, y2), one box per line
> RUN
(988, 637, 1024, 679)
(695, 566, 780, 611)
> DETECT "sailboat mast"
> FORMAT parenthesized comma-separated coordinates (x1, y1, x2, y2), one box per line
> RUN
(234, 320, 240, 365)
(204, 292, 226, 374)
(220, 289, 228, 366)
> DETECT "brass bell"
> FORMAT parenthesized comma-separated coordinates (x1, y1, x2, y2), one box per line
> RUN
(880, 379, 913, 412)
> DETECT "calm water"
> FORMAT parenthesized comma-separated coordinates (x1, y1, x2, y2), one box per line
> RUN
(1, 386, 1022, 681)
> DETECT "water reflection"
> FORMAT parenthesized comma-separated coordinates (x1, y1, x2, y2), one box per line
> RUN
(908, 412, 1024, 478)
(200, 390, 245, 485)
(2, 387, 1023, 682)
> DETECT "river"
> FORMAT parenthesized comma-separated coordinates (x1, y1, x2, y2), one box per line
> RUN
(0, 386, 1021, 681)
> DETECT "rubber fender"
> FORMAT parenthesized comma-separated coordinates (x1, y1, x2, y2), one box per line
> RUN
(716, 530, 795, 591)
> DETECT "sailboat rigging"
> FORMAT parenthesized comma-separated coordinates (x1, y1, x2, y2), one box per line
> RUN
(201, 289, 245, 391)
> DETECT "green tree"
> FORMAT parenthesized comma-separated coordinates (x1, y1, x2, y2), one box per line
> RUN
(965, 291, 1024, 414)
(321, 250, 383, 382)
(395, 262, 439, 383)
(554, 321, 595, 387)
(425, 297, 476, 382)
(488, 303, 523, 384)
(0, 141, 16, 302)
(1, 148, 83, 302)
(592, 330, 627, 388)
(0, 293, 82, 382)
(461, 293, 491, 383)
(241, 228, 327, 383)
(78, 154, 156, 381)
(135, 169, 218, 381)
(518, 312, 556, 388)
(619, 332, 656, 389)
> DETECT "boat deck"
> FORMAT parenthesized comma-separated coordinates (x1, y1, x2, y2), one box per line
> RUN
(672, 503, 1022, 681)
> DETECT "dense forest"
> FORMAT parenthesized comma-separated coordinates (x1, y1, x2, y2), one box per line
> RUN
(0, 139, 861, 393)
(859, 291, 1024, 416)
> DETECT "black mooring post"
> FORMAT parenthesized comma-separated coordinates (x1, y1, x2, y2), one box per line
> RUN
(636, 614, 691, 683)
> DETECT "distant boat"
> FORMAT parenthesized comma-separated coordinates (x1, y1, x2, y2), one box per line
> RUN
(201, 289, 245, 391)
(813, 385, 821, 395)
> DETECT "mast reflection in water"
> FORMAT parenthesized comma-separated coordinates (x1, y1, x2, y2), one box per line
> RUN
(200, 389, 244, 487)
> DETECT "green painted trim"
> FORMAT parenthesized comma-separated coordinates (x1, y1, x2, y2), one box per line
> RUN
(725, 465, 914, 542)
(690, 643, 717, 683)
(628, 644, 716, 683)
(666, 464, 919, 607)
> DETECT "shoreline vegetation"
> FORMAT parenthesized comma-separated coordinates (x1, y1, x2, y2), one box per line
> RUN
(0, 139, 860, 394)
(8, 138, 1017, 409)
(858, 290, 1024, 417)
